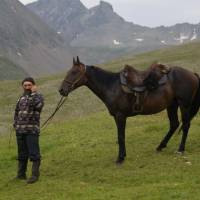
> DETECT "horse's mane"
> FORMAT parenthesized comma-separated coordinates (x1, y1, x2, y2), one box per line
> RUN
(90, 65, 119, 75)
(88, 65, 119, 84)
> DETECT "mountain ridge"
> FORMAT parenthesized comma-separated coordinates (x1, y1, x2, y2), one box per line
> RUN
(28, 0, 200, 64)
(0, 0, 73, 76)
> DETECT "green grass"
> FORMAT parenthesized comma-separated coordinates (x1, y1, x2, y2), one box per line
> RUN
(1, 41, 200, 199)
(1, 112, 200, 199)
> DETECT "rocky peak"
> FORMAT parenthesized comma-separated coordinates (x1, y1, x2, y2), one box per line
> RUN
(99, 1, 113, 12)
(28, 0, 88, 40)
(28, 0, 87, 17)
(86, 0, 123, 27)
(39, 0, 84, 7)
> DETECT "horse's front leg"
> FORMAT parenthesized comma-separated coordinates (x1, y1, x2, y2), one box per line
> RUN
(114, 113, 127, 164)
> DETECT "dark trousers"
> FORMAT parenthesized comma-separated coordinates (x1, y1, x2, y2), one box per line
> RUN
(16, 133, 41, 161)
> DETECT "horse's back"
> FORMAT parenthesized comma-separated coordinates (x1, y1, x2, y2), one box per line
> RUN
(169, 66, 198, 86)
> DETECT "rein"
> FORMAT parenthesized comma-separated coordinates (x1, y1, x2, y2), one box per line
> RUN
(41, 64, 87, 130)
(41, 96, 67, 130)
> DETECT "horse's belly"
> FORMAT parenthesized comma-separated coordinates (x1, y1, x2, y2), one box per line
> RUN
(142, 85, 174, 114)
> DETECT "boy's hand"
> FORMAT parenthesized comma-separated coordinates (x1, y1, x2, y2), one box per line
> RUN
(31, 85, 37, 92)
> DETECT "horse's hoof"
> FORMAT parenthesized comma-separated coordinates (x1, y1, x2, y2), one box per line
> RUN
(156, 144, 167, 152)
(156, 145, 166, 152)
(175, 151, 184, 155)
(156, 147, 163, 152)
(116, 158, 124, 165)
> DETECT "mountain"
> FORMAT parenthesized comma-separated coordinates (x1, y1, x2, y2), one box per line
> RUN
(28, 0, 200, 64)
(0, 0, 73, 76)
(27, 0, 88, 42)
(27, 0, 150, 63)
(0, 55, 27, 80)
(27, 0, 147, 44)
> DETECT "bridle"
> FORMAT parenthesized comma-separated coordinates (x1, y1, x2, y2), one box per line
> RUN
(63, 64, 87, 90)
(41, 64, 87, 130)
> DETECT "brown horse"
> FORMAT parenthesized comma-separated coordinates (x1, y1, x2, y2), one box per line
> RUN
(59, 57, 200, 164)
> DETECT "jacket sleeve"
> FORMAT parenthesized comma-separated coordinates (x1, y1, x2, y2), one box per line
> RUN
(32, 94, 44, 112)
(13, 99, 20, 127)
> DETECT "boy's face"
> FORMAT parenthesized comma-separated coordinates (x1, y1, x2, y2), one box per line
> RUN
(22, 81, 34, 92)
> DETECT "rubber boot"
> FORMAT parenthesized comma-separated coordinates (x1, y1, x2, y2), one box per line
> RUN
(16, 160, 28, 180)
(27, 160, 40, 184)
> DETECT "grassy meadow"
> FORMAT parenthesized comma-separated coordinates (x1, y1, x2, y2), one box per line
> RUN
(1, 41, 200, 199)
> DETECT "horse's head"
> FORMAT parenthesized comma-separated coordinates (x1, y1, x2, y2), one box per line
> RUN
(59, 56, 87, 96)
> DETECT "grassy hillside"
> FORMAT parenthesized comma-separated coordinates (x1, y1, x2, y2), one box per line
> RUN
(1, 41, 200, 199)
(104, 41, 200, 72)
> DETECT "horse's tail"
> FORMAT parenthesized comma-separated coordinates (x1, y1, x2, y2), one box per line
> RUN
(189, 74, 200, 120)
(178, 74, 200, 134)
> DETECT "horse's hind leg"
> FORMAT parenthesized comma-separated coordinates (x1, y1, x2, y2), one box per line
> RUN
(178, 106, 191, 153)
(156, 100, 179, 151)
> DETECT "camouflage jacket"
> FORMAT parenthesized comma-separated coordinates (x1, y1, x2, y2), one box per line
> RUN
(14, 92, 44, 134)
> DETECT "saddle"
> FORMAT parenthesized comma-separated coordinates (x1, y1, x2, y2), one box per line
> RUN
(120, 63, 170, 112)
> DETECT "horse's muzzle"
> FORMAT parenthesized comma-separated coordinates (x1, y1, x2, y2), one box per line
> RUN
(59, 88, 68, 97)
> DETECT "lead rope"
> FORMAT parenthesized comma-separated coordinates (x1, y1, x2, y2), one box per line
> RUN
(41, 96, 67, 130)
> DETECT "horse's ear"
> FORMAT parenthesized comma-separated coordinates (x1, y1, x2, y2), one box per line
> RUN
(77, 56, 80, 64)
(73, 57, 76, 65)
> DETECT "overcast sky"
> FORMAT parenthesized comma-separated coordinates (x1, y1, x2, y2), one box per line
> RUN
(19, 0, 200, 27)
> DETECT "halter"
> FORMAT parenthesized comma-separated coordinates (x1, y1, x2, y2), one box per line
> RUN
(63, 64, 87, 89)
